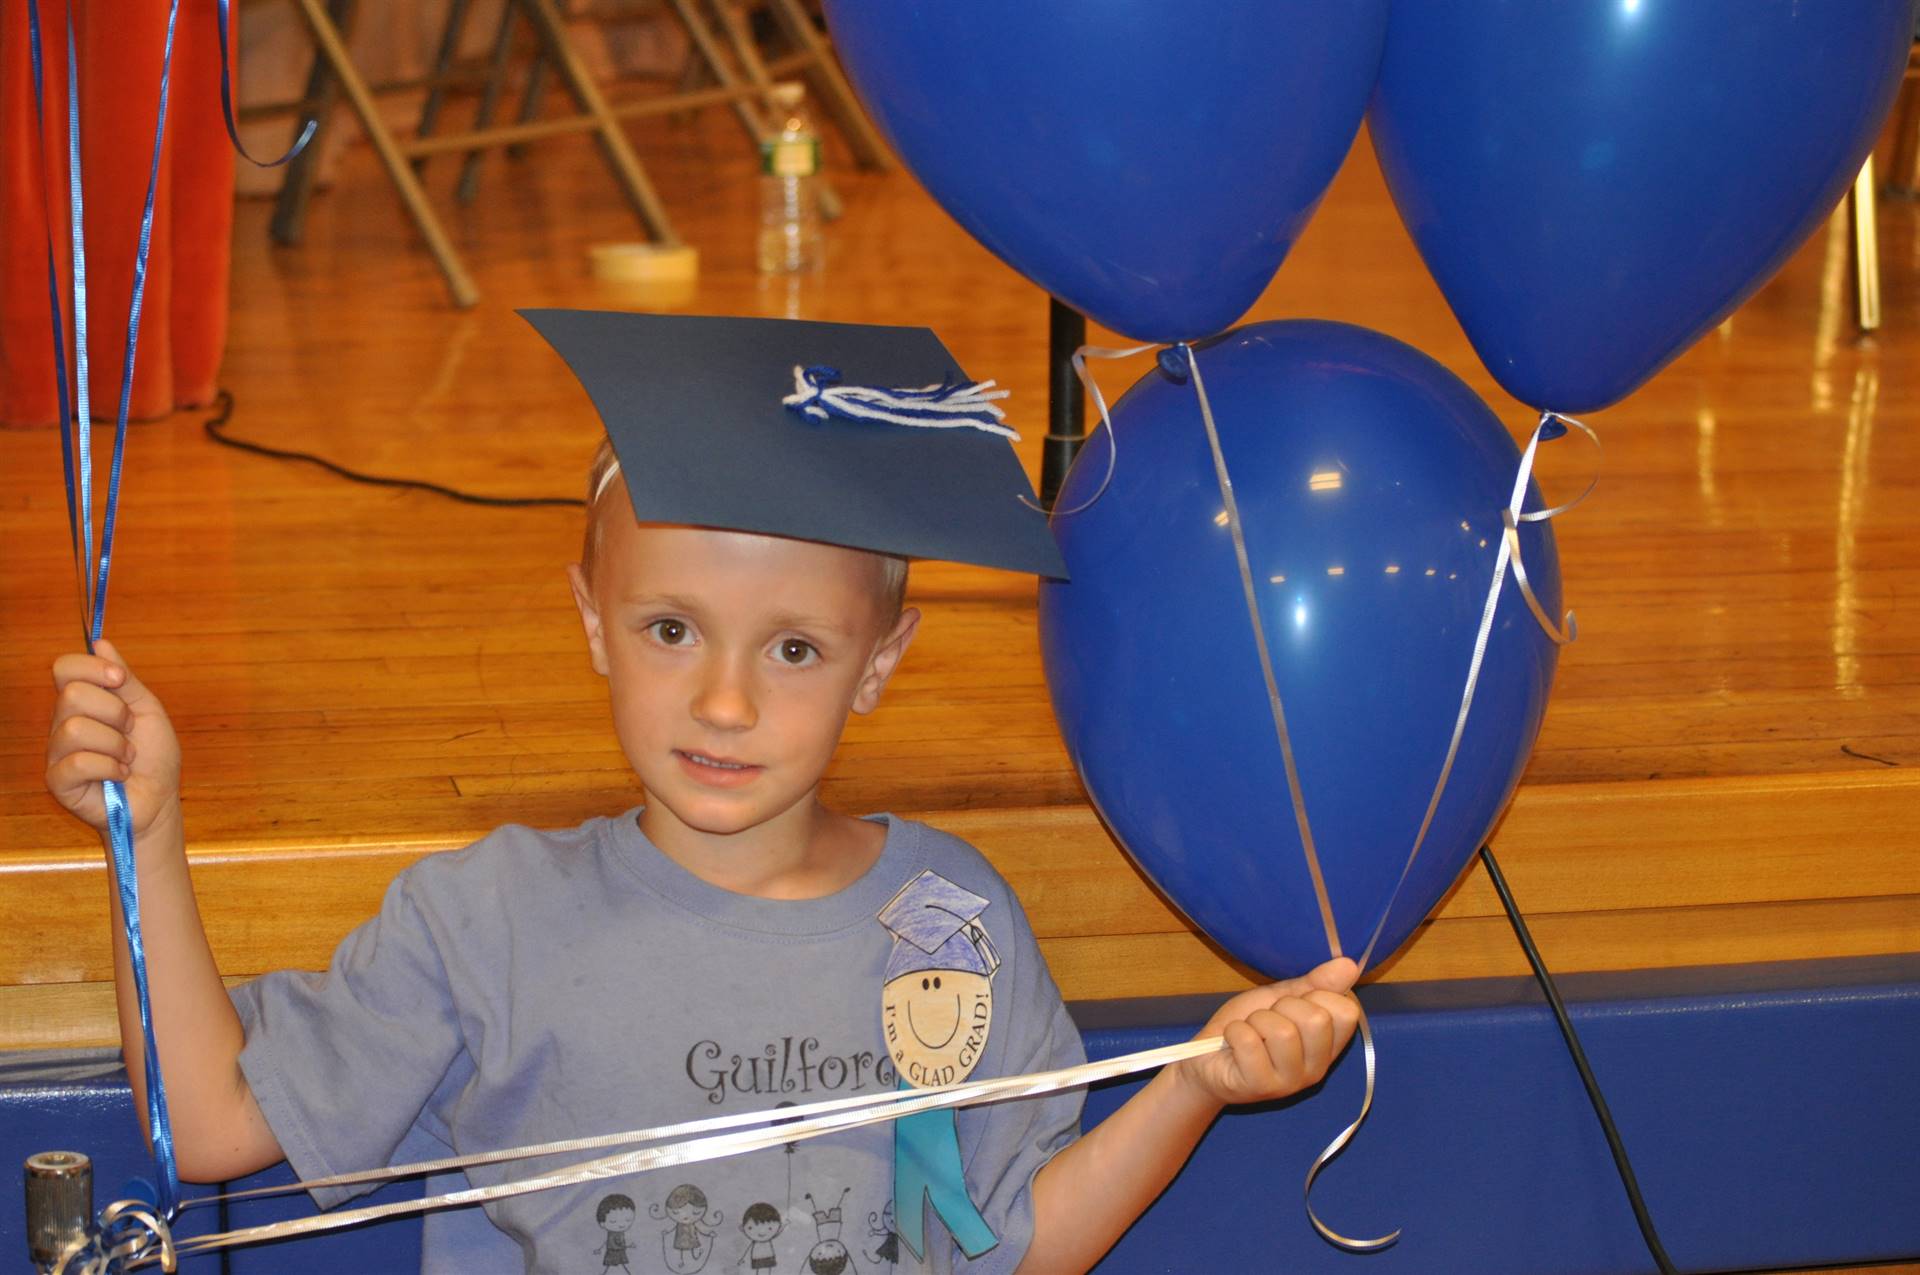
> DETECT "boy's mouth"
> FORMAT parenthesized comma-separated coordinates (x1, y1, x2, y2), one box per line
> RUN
(675, 749, 763, 787)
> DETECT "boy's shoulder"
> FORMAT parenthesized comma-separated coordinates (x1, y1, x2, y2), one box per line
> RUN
(387, 812, 624, 917)
(880, 815, 1030, 918)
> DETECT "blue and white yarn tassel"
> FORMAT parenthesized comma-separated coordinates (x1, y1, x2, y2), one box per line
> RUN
(782, 365, 1019, 440)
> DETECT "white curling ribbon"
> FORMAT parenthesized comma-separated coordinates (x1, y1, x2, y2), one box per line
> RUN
(146, 1037, 1225, 1265)
(1182, 343, 1392, 1251)
(1020, 340, 1156, 515)
(53, 1199, 178, 1275)
(1318, 408, 1595, 1252)
(1301, 1004, 1395, 1251)
(1354, 409, 1597, 974)
(781, 365, 1020, 439)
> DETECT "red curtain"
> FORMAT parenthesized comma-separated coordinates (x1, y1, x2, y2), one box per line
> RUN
(1, 0, 237, 429)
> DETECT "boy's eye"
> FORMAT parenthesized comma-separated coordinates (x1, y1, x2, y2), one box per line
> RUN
(648, 619, 691, 645)
(776, 638, 818, 666)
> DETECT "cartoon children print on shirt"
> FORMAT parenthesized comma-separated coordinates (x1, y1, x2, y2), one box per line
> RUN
(595, 1193, 639, 1273)
(735, 1201, 783, 1271)
(800, 1188, 856, 1275)
(654, 1183, 722, 1273)
(877, 870, 1002, 1262)
(864, 1201, 900, 1270)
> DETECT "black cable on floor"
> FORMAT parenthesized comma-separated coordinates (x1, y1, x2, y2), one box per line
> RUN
(1478, 844, 1679, 1275)
(200, 390, 585, 509)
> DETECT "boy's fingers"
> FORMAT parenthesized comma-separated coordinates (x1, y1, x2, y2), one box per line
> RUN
(1220, 1019, 1278, 1090)
(1307, 988, 1362, 1041)
(89, 639, 154, 705)
(1271, 997, 1336, 1072)
(50, 680, 136, 736)
(48, 715, 134, 766)
(1253, 957, 1357, 1007)
(1306, 957, 1360, 993)
(51, 651, 128, 694)
(48, 748, 131, 795)
(1244, 1009, 1303, 1084)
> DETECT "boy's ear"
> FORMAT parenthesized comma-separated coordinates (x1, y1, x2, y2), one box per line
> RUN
(567, 563, 610, 676)
(851, 606, 921, 715)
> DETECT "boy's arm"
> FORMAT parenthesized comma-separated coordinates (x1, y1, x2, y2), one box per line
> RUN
(1016, 959, 1360, 1275)
(48, 643, 284, 1183)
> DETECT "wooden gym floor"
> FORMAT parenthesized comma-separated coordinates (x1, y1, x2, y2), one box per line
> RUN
(1, 111, 1915, 1052)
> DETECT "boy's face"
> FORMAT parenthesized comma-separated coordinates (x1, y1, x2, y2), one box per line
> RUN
(569, 501, 918, 850)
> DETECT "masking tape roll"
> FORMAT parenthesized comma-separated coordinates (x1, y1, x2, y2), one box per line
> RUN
(588, 242, 699, 284)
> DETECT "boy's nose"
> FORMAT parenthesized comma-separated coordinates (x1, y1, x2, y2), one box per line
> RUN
(691, 660, 758, 731)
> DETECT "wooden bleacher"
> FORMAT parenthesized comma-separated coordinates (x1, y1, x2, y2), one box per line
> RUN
(2, 115, 1915, 1054)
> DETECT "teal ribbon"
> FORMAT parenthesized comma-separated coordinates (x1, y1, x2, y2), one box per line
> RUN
(893, 1083, 997, 1261)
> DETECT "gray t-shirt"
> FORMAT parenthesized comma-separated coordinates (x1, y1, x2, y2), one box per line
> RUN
(232, 812, 1085, 1274)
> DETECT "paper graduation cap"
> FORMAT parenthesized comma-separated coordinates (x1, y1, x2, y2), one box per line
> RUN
(878, 870, 1002, 980)
(520, 309, 1067, 578)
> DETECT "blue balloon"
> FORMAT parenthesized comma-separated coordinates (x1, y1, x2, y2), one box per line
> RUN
(822, 0, 1387, 343)
(1369, 0, 1914, 414)
(1039, 322, 1561, 979)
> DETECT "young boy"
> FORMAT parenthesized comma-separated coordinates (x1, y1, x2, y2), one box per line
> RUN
(45, 311, 1360, 1273)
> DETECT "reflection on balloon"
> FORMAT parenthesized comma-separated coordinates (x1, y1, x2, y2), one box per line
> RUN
(1369, 0, 1912, 413)
(1040, 322, 1562, 979)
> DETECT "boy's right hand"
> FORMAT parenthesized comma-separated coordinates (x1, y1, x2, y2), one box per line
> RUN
(46, 639, 182, 840)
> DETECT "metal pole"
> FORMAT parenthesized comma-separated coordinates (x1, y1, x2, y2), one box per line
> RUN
(1041, 297, 1087, 509)
(25, 1150, 91, 1273)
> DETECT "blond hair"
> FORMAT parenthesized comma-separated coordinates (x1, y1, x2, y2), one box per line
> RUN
(580, 439, 907, 621)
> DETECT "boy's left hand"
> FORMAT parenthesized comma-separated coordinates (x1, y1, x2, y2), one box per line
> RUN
(1173, 957, 1361, 1108)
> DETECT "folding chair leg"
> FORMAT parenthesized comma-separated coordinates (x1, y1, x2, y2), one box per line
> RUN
(271, 0, 354, 246)
(457, 0, 523, 204)
(762, 0, 892, 171)
(294, 0, 481, 306)
(507, 56, 550, 159)
(668, 0, 767, 150)
(519, 0, 681, 244)
(1888, 80, 1920, 200)
(414, 0, 475, 171)
(1852, 157, 1881, 333)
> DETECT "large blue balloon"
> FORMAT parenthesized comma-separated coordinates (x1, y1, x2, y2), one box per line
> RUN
(1040, 322, 1561, 979)
(822, 0, 1387, 343)
(1369, 0, 1914, 414)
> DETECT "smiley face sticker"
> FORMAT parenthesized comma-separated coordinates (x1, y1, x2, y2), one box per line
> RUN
(877, 870, 1001, 1089)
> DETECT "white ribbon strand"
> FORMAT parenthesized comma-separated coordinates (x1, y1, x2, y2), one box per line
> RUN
(148, 1037, 1225, 1266)
(1017, 341, 1156, 515)
(1354, 410, 1598, 974)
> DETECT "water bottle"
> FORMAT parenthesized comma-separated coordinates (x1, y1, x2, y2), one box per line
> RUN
(757, 82, 823, 274)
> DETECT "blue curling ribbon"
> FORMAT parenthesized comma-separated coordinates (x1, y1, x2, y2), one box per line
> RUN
(106, 780, 177, 1217)
(65, 9, 94, 606)
(22, 0, 85, 619)
(214, 0, 315, 167)
(90, 0, 182, 639)
(893, 1085, 998, 1262)
(29, 0, 186, 1218)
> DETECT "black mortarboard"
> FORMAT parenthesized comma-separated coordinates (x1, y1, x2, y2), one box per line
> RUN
(520, 309, 1067, 577)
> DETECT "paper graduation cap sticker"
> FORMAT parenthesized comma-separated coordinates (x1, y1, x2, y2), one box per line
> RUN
(520, 309, 1068, 578)
(879, 867, 999, 1086)
(878, 870, 1004, 1261)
